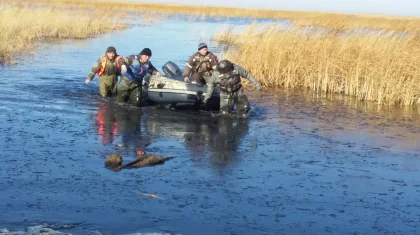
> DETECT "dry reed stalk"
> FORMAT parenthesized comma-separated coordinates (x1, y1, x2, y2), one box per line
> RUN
(139, 12, 167, 25)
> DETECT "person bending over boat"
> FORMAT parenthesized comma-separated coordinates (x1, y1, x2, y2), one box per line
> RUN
(202, 60, 261, 118)
(136, 48, 160, 77)
(183, 43, 219, 85)
(117, 48, 161, 106)
(116, 55, 145, 106)
(85, 46, 122, 97)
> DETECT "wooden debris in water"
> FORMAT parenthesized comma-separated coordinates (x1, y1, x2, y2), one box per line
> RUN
(104, 154, 123, 167)
(139, 192, 165, 199)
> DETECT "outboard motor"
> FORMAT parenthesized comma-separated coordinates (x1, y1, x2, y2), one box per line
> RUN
(162, 61, 183, 78)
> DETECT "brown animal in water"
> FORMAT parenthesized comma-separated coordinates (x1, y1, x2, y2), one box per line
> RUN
(104, 150, 175, 171)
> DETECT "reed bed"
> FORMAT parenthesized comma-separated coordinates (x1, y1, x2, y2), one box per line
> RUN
(4, 0, 420, 32)
(293, 14, 420, 33)
(0, 5, 126, 63)
(214, 23, 420, 106)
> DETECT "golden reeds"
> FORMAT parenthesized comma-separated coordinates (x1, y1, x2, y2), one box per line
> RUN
(3, 0, 420, 32)
(293, 14, 420, 32)
(0, 5, 126, 63)
(138, 12, 167, 25)
(214, 23, 420, 106)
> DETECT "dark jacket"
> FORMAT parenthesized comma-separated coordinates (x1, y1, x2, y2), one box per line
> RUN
(119, 55, 158, 83)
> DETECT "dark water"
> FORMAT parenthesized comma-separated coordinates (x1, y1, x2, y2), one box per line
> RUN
(1, 17, 420, 235)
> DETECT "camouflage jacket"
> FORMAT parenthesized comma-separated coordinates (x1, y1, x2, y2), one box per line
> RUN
(183, 51, 218, 78)
(203, 65, 260, 103)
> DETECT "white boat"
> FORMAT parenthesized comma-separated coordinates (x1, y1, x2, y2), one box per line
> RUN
(143, 61, 220, 110)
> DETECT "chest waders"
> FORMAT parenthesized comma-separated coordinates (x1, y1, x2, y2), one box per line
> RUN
(218, 70, 251, 117)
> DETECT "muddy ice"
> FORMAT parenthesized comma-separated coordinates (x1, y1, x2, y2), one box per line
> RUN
(1, 17, 420, 235)
(0, 224, 179, 235)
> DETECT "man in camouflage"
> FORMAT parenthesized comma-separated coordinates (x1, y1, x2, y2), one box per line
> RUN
(202, 60, 262, 118)
(85, 46, 121, 97)
(117, 48, 160, 107)
(183, 43, 219, 85)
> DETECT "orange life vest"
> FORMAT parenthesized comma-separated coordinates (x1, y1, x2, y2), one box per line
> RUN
(96, 107, 118, 144)
(96, 54, 121, 77)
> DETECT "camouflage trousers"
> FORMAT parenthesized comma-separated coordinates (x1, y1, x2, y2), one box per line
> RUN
(99, 75, 117, 97)
(220, 89, 250, 118)
(117, 76, 142, 107)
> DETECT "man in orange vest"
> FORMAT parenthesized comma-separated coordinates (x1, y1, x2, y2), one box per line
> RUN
(85, 46, 122, 97)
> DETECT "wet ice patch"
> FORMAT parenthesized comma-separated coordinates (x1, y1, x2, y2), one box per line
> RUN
(79, 232, 181, 235)
(89, 233, 180, 235)
(0, 225, 69, 235)
(0, 228, 24, 235)
(0, 228, 19, 235)
(27, 226, 70, 235)
(0, 226, 181, 235)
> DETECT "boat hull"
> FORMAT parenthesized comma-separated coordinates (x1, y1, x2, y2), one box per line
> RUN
(144, 74, 220, 110)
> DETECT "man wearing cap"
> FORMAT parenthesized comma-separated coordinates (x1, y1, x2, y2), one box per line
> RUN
(86, 46, 122, 97)
(202, 60, 262, 118)
(137, 47, 160, 76)
(116, 48, 161, 106)
(183, 43, 219, 85)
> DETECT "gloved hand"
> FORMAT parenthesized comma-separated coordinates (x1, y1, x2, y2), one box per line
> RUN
(119, 57, 127, 66)
(255, 83, 262, 92)
(85, 78, 91, 84)
(200, 99, 207, 110)
(184, 77, 190, 83)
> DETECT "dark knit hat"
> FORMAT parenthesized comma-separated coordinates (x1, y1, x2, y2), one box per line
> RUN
(106, 46, 116, 54)
(139, 48, 152, 57)
(198, 43, 208, 51)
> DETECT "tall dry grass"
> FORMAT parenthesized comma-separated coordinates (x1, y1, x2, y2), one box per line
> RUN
(214, 23, 420, 106)
(293, 14, 420, 32)
(0, 4, 126, 63)
(5, 0, 420, 32)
